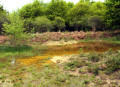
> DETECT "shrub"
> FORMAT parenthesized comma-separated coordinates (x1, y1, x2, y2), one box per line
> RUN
(66, 60, 86, 69)
(33, 16, 53, 32)
(88, 65, 99, 75)
(2, 12, 26, 46)
(69, 18, 81, 31)
(105, 57, 120, 74)
(53, 17, 65, 32)
(88, 53, 100, 62)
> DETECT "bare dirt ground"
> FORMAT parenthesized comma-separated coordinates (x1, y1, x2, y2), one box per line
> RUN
(51, 55, 78, 64)
(42, 39, 78, 46)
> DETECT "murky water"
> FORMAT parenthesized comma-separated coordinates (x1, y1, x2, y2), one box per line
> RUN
(16, 42, 120, 67)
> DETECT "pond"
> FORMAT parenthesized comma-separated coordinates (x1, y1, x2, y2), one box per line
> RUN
(16, 41, 120, 67)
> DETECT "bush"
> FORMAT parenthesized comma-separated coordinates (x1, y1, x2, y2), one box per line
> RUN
(65, 60, 86, 69)
(88, 53, 100, 62)
(53, 17, 65, 32)
(33, 16, 53, 32)
(69, 16, 91, 31)
(69, 18, 81, 31)
(105, 57, 120, 74)
(2, 12, 26, 46)
(88, 65, 99, 75)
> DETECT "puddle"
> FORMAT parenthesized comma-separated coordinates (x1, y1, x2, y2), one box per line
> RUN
(16, 56, 54, 67)
(16, 42, 120, 67)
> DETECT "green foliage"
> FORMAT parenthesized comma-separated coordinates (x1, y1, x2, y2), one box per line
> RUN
(69, 2, 90, 20)
(0, 75, 6, 79)
(33, 16, 53, 32)
(24, 16, 53, 33)
(2, 0, 119, 32)
(79, 48, 83, 54)
(105, 0, 120, 29)
(88, 16, 104, 31)
(80, 16, 90, 31)
(0, 45, 32, 53)
(88, 53, 100, 62)
(88, 65, 99, 75)
(105, 57, 120, 74)
(69, 15, 90, 31)
(19, 0, 44, 18)
(0, 5, 8, 34)
(69, 18, 81, 31)
(2, 12, 26, 46)
(90, 1, 106, 16)
(47, 0, 68, 20)
(0, 5, 3, 11)
(67, 1, 106, 31)
(67, 2, 74, 9)
(53, 17, 65, 31)
(113, 34, 120, 41)
(17, 0, 119, 31)
(65, 60, 86, 69)
(24, 18, 34, 33)
(68, 2, 91, 31)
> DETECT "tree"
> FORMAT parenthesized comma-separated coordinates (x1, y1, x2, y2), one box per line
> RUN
(53, 17, 65, 31)
(46, 0, 68, 20)
(67, 2, 90, 31)
(105, 0, 120, 29)
(19, 0, 44, 18)
(90, 1, 106, 16)
(2, 12, 26, 46)
(67, 1, 74, 9)
(88, 16, 104, 31)
(79, 15, 90, 31)
(69, 18, 81, 31)
(24, 18, 34, 33)
(0, 5, 8, 34)
(0, 5, 3, 12)
(68, 2, 90, 20)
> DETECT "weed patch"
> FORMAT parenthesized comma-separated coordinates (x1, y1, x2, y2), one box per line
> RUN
(105, 57, 120, 74)
(88, 53, 100, 62)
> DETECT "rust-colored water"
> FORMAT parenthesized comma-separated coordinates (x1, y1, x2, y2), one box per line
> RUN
(16, 42, 120, 67)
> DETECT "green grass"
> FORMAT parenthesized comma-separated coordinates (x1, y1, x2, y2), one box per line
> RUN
(0, 44, 46, 58)
(100, 35, 120, 44)
(78, 35, 120, 44)
(0, 45, 32, 52)
(0, 44, 46, 76)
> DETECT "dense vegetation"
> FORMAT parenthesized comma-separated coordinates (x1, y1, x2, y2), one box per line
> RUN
(0, 0, 120, 35)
